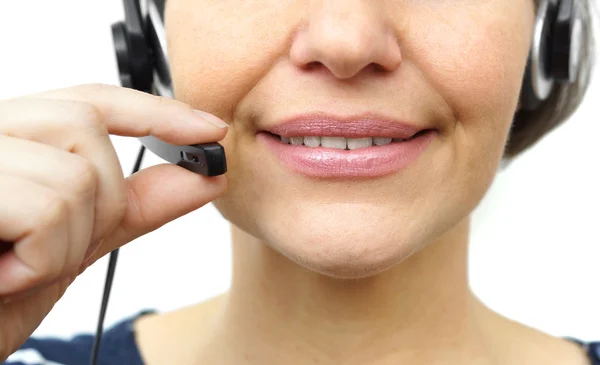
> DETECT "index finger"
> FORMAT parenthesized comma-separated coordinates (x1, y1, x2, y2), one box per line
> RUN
(19, 83, 229, 145)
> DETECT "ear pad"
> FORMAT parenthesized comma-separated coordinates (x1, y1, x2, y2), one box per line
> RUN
(520, 0, 582, 111)
(111, 0, 155, 93)
(550, 0, 583, 83)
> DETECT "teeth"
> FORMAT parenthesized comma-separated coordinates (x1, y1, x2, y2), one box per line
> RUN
(279, 135, 399, 149)
(321, 137, 347, 149)
(373, 137, 393, 146)
(347, 137, 372, 150)
(289, 136, 303, 145)
(303, 136, 321, 147)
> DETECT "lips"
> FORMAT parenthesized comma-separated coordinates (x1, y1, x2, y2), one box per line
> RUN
(265, 114, 424, 139)
(258, 113, 436, 178)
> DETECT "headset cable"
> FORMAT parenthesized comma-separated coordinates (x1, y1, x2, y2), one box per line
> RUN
(89, 143, 146, 365)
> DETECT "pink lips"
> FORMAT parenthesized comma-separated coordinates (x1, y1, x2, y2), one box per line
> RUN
(267, 117, 422, 139)
(259, 115, 435, 178)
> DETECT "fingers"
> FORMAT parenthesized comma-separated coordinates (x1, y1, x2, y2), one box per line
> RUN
(0, 99, 125, 242)
(0, 135, 96, 274)
(15, 83, 229, 145)
(0, 84, 232, 356)
(85, 164, 227, 264)
(0, 85, 230, 242)
(0, 83, 232, 293)
(0, 174, 71, 295)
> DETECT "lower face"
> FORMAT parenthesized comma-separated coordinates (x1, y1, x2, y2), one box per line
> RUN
(165, 0, 535, 278)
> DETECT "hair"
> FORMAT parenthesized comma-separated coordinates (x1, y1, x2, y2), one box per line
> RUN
(504, 0, 597, 161)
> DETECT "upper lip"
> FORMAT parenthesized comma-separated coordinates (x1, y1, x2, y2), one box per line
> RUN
(264, 113, 428, 139)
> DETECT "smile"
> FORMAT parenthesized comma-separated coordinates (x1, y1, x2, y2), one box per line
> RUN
(257, 114, 436, 179)
(258, 129, 435, 179)
(271, 131, 429, 150)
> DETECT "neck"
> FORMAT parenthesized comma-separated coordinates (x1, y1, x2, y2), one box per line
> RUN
(203, 217, 502, 365)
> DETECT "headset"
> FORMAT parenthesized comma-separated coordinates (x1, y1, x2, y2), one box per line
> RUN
(521, 0, 584, 110)
(88, 0, 585, 364)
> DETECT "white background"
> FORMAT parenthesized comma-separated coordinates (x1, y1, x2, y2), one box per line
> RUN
(0, 1, 598, 342)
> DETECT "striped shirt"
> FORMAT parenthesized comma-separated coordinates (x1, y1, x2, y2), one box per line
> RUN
(3, 310, 600, 365)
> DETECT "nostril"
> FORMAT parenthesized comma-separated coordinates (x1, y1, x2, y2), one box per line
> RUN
(0, 240, 13, 257)
(370, 63, 387, 73)
(305, 61, 322, 70)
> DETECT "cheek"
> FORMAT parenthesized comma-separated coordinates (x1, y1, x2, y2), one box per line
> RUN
(412, 5, 533, 141)
(164, 1, 296, 119)
(414, 3, 533, 106)
(165, 0, 535, 270)
(164, 1, 304, 230)
(407, 4, 534, 189)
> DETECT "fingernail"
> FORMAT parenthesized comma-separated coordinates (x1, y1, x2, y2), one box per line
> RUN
(193, 110, 229, 128)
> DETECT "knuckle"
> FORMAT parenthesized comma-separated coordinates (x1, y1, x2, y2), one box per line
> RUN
(68, 157, 98, 199)
(70, 101, 105, 132)
(34, 195, 69, 278)
(37, 191, 69, 235)
(126, 186, 146, 228)
(113, 188, 128, 219)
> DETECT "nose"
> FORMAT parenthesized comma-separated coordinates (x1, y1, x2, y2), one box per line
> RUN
(289, 1, 403, 80)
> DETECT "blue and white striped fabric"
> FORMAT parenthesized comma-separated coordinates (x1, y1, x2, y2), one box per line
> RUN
(3, 310, 600, 365)
(3, 310, 151, 365)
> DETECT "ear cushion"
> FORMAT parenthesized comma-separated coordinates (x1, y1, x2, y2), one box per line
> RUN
(550, 0, 582, 82)
(520, 57, 544, 111)
(519, 0, 583, 111)
(111, 0, 154, 92)
(519, 0, 557, 111)
(112, 22, 135, 89)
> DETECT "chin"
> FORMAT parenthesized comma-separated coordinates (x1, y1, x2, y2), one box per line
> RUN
(275, 233, 419, 279)
(263, 209, 428, 279)
(287, 249, 414, 280)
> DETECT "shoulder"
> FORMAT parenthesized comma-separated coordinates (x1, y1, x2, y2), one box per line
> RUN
(589, 341, 600, 365)
(565, 337, 600, 365)
(2, 310, 154, 365)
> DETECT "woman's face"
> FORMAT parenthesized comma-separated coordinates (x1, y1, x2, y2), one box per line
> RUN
(164, 0, 535, 278)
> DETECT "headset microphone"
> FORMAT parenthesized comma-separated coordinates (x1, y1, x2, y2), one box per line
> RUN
(111, 0, 227, 177)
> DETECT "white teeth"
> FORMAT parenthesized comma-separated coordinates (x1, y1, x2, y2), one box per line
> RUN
(303, 136, 321, 147)
(279, 135, 401, 149)
(373, 137, 393, 146)
(321, 137, 347, 149)
(347, 137, 372, 150)
(289, 136, 304, 145)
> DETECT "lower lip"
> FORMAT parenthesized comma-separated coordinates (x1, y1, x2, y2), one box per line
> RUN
(258, 131, 435, 178)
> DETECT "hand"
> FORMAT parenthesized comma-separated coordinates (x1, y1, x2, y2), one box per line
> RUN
(0, 83, 228, 361)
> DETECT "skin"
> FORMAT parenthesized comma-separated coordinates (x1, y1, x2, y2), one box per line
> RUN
(133, 1, 592, 364)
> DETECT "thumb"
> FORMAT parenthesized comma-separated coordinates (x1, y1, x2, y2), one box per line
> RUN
(85, 163, 227, 264)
